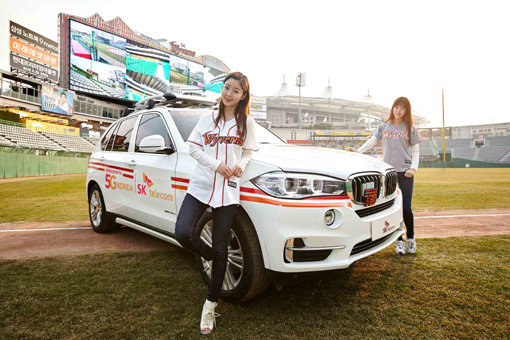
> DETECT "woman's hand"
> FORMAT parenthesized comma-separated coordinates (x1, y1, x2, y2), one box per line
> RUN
(232, 165, 243, 177)
(346, 147, 358, 152)
(217, 163, 233, 179)
(405, 168, 416, 178)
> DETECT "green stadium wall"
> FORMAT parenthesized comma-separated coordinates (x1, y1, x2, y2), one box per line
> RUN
(0, 147, 89, 178)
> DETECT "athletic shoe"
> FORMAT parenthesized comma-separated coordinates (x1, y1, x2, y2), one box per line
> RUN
(200, 299, 219, 335)
(407, 238, 417, 254)
(395, 240, 405, 255)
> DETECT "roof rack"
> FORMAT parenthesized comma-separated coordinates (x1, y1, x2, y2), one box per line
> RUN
(133, 92, 216, 112)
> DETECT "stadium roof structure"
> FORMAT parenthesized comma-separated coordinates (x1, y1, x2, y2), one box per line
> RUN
(269, 79, 429, 126)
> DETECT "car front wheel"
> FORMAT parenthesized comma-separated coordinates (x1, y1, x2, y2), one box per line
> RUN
(88, 184, 120, 233)
(194, 209, 270, 303)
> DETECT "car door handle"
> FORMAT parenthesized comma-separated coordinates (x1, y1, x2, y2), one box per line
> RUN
(127, 160, 136, 167)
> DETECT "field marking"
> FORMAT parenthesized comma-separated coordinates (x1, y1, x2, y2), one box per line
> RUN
(0, 227, 92, 233)
(416, 213, 510, 219)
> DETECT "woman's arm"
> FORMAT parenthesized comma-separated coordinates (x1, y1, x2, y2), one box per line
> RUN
(405, 143, 420, 177)
(356, 136, 378, 153)
(188, 142, 222, 172)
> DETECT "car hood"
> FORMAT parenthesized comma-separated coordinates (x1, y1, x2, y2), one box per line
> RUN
(252, 144, 393, 179)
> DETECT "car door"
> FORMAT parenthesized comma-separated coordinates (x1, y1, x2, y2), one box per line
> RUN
(95, 115, 139, 217)
(130, 111, 177, 234)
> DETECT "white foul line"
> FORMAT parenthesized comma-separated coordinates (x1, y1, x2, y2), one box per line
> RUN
(416, 213, 510, 219)
(0, 227, 92, 233)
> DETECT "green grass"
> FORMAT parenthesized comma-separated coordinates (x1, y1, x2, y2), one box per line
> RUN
(413, 168, 510, 211)
(0, 169, 508, 223)
(0, 174, 88, 223)
(0, 236, 508, 339)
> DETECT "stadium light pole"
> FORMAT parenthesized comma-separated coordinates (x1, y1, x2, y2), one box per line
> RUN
(296, 73, 305, 129)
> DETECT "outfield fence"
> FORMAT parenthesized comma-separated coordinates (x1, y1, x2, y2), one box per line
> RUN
(0, 147, 89, 178)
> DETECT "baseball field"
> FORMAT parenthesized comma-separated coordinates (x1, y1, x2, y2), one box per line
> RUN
(0, 168, 509, 339)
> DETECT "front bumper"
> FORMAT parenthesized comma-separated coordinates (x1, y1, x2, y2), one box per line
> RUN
(241, 190, 404, 273)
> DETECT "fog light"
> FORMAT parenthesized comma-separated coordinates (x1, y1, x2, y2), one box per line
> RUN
(324, 210, 335, 226)
(284, 238, 294, 263)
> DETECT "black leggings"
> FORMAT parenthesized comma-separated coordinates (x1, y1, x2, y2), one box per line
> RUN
(174, 193, 237, 302)
(397, 172, 415, 240)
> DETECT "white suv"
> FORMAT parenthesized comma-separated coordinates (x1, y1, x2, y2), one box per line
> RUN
(86, 94, 404, 302)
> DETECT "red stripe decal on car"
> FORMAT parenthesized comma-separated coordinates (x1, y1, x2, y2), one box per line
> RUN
(89, 162, 134, 173)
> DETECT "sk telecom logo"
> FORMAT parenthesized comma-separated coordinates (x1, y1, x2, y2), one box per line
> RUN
(137, 172, 153, 195)
(143, 173, 154, 188)
(383, 220, 395, 233)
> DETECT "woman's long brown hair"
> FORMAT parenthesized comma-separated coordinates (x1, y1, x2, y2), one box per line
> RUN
(386, 96, 414, 146)
(216, 72, 250, 139)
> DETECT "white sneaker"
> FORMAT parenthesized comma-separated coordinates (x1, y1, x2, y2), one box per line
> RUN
(200, 299, 219, 335)
(407, 238, 417, 254)
(395, 240, 405, 255)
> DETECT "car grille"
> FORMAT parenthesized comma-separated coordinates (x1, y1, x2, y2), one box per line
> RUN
(355, 199, 395, 218)
(385, 171, 398, 196)
(350, 230, 399, 256)
(350, 174, 382, 204)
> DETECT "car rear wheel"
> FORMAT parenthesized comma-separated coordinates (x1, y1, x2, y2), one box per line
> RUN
(88, 184, 120, 233)
(194, 209, 270, 303)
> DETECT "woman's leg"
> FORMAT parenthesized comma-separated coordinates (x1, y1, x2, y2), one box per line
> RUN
(206, 204, 238, 303)
(397, 172, 415, 240)
(174, 194, 213, 260)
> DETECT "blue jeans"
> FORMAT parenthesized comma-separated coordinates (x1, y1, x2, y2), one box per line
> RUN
(174, 194, 237, 302)
(397, 172, 415, 240)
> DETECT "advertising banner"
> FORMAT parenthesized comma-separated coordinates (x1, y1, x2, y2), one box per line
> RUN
(26, 119, 79, 135)
(41, 85, 74, 116)
(10, 36, 58, 68)
(250, 97, 267, 120)
(9, 53, 58, 82)
(9, 21, 58, 54)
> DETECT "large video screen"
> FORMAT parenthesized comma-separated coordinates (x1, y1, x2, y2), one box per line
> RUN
(69, 20, 226, 101)
(69, 20, 126, 98)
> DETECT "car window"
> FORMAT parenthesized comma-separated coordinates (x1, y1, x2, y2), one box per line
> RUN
(111, 116, 137, 152)
(169, 110, 205, 142)
(100, 125, 115, 151)
(135, 113, 172, 153)
(105, 123, 119, 151)
(169, 109, 285, 145)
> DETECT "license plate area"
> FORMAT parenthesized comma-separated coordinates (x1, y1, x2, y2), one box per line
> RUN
(371, 215, 399, 241)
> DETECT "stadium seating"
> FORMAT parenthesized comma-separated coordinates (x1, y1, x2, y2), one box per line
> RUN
(0, 123, 98, 153)
(0, 135, 15, 146)
(452, 147, 476, 160)
(39, 131, 96, 153)
(486, 135, 510, 146)
(0, 124, 65, 151)
(474, 145, 510, 162)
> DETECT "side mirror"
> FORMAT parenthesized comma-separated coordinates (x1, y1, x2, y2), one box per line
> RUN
(139, 135, 173, 154)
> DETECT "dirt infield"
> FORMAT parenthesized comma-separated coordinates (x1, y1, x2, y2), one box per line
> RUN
(1, 209, 509, 260)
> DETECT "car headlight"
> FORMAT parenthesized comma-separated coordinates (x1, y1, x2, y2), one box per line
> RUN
(251, 172, 346, 199)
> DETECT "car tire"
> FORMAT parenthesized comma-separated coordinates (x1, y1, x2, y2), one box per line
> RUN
(88, 184, 120, 233)
(194, 208, 270, 303)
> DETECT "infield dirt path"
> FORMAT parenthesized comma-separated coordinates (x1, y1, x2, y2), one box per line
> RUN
(1, 209, 509, 260)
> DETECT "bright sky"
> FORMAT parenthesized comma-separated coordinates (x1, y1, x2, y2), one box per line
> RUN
(2, 0, 509, 127)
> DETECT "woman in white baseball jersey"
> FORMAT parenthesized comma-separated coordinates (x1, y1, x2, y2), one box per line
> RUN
(348, 96, 422, 255)
(174, 72, 258, 335)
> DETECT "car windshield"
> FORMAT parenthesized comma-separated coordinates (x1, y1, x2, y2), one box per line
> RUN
(169, 110, 285, 145)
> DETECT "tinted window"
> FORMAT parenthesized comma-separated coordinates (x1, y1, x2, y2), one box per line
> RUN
(170, 110, 204, 141)
(169, 109, 285, 145)
(135, 113, 172, 153)
(101, 124, 118, 151)
(111, 116, 137, 152)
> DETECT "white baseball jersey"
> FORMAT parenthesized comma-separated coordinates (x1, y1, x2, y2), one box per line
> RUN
(186, 110, 259, 208)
